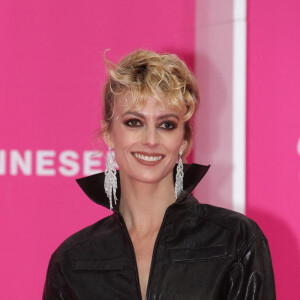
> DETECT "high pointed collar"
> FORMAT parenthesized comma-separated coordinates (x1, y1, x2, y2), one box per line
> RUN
(76, 163, 210, 213)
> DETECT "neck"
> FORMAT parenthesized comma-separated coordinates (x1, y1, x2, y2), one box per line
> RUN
(118, 170, 176, 236)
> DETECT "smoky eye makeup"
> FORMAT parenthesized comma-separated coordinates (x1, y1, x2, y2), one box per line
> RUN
(123, 118, 143, 127)
(122, 116, 179, 130)
(158, 120, 178, 130)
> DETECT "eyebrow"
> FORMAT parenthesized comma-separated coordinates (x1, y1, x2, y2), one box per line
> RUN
(122, 111, 179, 120)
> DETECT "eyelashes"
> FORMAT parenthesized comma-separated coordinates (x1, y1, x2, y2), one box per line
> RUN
(123, 118, 177, 130)
(159, 120, 177, 130)
(124, 119, 143, 127)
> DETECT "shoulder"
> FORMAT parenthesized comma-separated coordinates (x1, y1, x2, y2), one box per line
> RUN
(49, 214, 117, 262)
(194, 200, 268, 244)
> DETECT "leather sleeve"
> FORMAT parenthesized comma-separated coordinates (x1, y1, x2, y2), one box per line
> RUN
(42, 254, 68, 300)
(226, 228, 276, 299)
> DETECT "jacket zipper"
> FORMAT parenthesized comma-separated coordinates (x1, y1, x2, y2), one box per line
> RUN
(59, 288, 65, 300)
(145, 205, 172, 300)
(118, 213, 143, 300)
(117, 204, 175, 300)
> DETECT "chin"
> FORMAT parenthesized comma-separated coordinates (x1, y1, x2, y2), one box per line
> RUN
(130, 166, 173, 184)
(117, 156, 176, 184)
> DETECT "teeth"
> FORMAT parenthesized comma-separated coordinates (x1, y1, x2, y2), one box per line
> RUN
(133, 153, 163, 162)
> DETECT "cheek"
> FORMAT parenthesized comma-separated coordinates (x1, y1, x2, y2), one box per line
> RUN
(111, 122, 125, 144)
(167, 127, 185, 145)
(161, 135, 184, 157)
(111, 125, 136, 150)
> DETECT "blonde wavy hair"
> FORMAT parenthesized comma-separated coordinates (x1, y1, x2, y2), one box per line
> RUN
(100, 49, 199, 158)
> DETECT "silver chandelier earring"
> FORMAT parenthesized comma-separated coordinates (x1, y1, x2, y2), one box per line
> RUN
(174, 150, 184, 198)
(104, 147, 118, 211)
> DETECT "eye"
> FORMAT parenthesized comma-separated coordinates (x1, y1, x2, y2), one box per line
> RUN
(159, 121, 177, 130)
(124, 119, 143, 127)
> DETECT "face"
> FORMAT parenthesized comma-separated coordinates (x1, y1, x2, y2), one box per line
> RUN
(103, 93, 187, 185)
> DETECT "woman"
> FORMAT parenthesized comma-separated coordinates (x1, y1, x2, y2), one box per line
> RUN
(43, 50, 276, 299)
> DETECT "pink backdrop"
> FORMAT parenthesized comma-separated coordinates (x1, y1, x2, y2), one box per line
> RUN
(0, 1, 195, 298)
(247, 0, 300, 298)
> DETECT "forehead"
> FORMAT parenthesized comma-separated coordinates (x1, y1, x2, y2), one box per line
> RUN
(115, 93, 182, 116)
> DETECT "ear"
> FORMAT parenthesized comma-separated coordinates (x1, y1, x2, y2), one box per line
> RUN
(180, 139, 188, 154)
(101, 120, 114, 149)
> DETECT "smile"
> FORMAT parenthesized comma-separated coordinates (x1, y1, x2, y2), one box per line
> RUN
(132, 152, 164, 162)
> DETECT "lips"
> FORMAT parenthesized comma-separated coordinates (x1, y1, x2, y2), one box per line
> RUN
(131, 151, 165, 166)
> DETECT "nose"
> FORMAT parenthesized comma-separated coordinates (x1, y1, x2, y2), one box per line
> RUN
(143, 125, 159, 147)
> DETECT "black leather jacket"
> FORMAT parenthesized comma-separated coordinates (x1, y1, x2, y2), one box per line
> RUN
(43, 164, 276, 299)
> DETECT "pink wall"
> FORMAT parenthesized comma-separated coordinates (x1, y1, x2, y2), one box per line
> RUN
(0, 1, 195, 298)
(247, 0, 300, 298)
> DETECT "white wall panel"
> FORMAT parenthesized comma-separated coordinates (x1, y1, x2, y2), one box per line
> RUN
(193, 0, 246, 213)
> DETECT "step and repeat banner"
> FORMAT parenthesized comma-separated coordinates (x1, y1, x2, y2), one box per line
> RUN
(0, 1, 195, 298)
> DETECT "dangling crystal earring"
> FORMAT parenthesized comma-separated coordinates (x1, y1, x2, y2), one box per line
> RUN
(104, 147, 118, 211)
(174, 150, 184, 198)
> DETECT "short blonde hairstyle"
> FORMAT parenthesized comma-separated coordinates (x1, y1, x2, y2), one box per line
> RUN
(101, 49, 199, 158)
